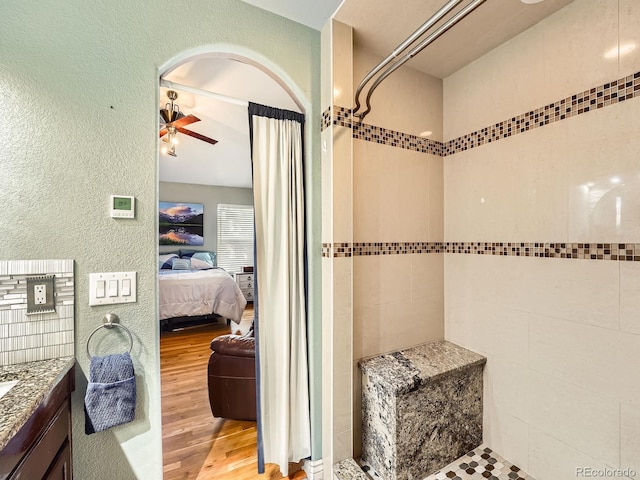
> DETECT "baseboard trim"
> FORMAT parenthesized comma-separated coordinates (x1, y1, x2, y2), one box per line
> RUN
(303, 459, 324, 480)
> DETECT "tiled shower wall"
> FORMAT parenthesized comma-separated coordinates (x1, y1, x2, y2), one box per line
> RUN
(321, 20, 446, 466)
(351, 48, 445, 457)
(444, 1, 640, 479)
(0, 259, 74, 365)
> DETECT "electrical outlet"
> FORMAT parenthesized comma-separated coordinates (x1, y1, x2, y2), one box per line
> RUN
(34, 284, 46, 305)
(26, 275, 56, 315)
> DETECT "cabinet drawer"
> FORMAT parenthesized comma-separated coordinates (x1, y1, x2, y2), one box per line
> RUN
(242, 289, 253, 301)
(238, 279, 253, 289)
(236, 273, 254, 283)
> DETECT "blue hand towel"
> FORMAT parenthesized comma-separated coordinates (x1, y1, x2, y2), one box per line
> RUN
(84, 352, 136, 434)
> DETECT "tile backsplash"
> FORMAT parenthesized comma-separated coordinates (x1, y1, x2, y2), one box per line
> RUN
(0, 260, 74, 365)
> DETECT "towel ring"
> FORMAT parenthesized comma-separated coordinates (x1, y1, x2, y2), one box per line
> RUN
(86, 313, 134, 358)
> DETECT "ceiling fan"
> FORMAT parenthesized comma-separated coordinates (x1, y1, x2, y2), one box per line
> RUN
(159, 90, 218, 157)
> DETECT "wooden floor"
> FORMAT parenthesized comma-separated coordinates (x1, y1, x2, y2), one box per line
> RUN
(160, 307, 306, 480)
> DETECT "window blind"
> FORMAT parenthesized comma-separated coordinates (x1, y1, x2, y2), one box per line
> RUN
(216, 203, 254, 274)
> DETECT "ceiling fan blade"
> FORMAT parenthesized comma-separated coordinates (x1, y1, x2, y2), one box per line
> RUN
(177, 127, 218, 145)
(170, 114, 200, 129)
(159, 128, 168, 138)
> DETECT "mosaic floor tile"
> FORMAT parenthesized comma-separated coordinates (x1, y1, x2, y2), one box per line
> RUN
(358, 445, 535, 480)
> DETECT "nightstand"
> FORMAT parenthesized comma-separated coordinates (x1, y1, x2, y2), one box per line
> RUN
(235, 272, 254, 303)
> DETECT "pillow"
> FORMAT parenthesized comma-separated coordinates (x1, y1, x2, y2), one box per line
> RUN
(190, 257, 214, 270)
(180, 250, 216, 267)
(159, 253, 178, 270)
(172, 258, 191, 270)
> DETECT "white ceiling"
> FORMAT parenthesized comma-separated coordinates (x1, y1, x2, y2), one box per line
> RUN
(335, 0, 574, 79)
(160, 57, 299, 189)
(160, 0, 575, 188)
(239, 0, 344, 31)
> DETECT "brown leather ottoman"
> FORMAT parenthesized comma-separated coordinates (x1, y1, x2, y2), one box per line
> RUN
(207, 332, 257, 421)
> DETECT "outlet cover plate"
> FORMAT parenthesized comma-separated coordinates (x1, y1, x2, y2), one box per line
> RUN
(26, 275, 56, 315)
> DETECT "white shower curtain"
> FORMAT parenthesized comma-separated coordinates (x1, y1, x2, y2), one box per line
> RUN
(248, 103, 310, 476)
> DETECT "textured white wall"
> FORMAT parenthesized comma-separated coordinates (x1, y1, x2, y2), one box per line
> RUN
(0, 0, 321, 478)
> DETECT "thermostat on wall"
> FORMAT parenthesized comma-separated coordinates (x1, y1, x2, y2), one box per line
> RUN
(110, 195, 135, 218)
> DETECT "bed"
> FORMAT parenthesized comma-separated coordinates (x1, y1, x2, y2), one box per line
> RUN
(158, 252, 247, 330)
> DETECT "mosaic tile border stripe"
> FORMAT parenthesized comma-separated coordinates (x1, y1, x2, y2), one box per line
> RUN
(321, 70, 640, 156)
(322, 106, 331, 131)
(321, 105, 442, 155)
(444, 71, 640, 155)
(322, 242, 640, 261)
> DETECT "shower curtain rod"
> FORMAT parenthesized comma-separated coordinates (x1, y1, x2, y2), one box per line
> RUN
(352, 0, 463, 115)
(352, 0, 486, 121)
(159, 79, 248, 107)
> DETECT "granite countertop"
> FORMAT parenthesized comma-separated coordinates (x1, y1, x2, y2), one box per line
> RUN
(359, 340, 486, 394)
(0, 356, 75, 451)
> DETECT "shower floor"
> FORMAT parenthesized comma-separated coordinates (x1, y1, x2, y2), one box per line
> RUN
(359, 445, 535, 480)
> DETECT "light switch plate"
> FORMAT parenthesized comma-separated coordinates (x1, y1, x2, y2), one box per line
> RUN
(89, 272, 136, 306)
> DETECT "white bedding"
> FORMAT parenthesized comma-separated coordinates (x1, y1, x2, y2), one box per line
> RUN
(158, 268, 247, 322)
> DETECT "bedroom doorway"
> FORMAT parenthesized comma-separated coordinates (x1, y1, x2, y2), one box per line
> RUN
(157, 53, 305, 480)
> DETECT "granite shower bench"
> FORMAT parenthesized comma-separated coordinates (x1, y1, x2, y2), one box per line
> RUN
(359, 340, 486, 480)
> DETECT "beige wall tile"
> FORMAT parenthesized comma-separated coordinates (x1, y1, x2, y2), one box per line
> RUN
(505, 257, 620, 331)
(511, 122, 569, 241)
(352, 139, 382, 241)
(484, 359, 530, 424)
(321, 21, 332, 110)
(353, 255, 412, 307)
(333, 371, 352, 434)
(333, 258, 352, 317)
(528, 371, 620, 467)
(321, 128, 333, 243)
(445, 298, 493, 358)
(529, 428, 613, 480)
(428, 154, 444, 241)
(464, 49, 499, 137)
(332, 125, 352, 243)
(353, 302, 383, 361)
(620, 262, 640, 335)
(482, 403, 529, 471)
(528, 313, 620, 396)
(621, 401, 640, 474)
(333, 428, 353, 464)
(354, 256, 443, 360)
(443, 66, 469, 140)
(410, 253, 443, 302)
(617, 332, 640, 403)
(542, 0, 619, 106)
(332, 20, 353, 106)
(489, 22, 546, 126)
(444, 140, 518, 240)
(379, 297, 443, 352)
(566, 101, 640, 243)
(333, 313, 352, 377)
(354, 288, 443, 359)
(353, 140, 431, 243)
(619, 0, 640, 77)
(353, 48, 443, 140)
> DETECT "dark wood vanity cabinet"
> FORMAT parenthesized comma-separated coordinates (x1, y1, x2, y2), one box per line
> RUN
(0, 365, 75, 480)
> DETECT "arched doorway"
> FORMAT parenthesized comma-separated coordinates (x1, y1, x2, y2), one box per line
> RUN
(157, 52, 309, 479)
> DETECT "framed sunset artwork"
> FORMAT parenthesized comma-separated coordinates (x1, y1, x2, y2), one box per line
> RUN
(159, 202, 204, 246)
